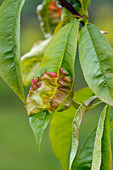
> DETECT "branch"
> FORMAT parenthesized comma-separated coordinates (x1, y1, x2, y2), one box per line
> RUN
(58, 0, 82, 18)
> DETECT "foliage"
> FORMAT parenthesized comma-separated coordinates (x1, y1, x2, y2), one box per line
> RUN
(0, 0, 112, 170)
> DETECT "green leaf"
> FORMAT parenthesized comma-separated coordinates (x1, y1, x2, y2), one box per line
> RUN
(100, 105, 111, 170)
(75, 129, 96, 170)
(72, 105, 111, 170)
(110, 110, 113, 129)
(69, 96, 100, 170)
(26, 20, 79, 116)
(91, 105, 110, 170)
(79, 0, 90, 12)
(79, 24, 113, 106)
(21, 38, 52, 86)
(37, 0, 62, 38)
(29, 111, 52, 151)
(73, 87, 94, 104)
(36, 20, 79, 78)
(49, 106, 76, 170)
(0, 0, 25, 102)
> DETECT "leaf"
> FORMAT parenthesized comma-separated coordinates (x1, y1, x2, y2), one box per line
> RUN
(69, 96, 100, 170)
(37, 0, 62, 38)
(100, 105, 111, 170)
(26, 20, 79, 116)
(29, 111, 52, 151)
(69, 104, 86, 170)
(75, 129, 96, 170)
(54, 15, 75, 35)
(79, 24, 113, 106)
(73, 87, 94, 104)
(72, 87, 101, 111)
(21, 38, 52, 86)
(79, 0, 90, 12)
(0, 0, 25, 102)
(49, 106, 76, 170)
(72, 105, 111, 170)
(91, 105, 110, 170)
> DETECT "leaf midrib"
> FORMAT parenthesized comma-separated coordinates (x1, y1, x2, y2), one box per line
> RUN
(49, 21, 77, 108)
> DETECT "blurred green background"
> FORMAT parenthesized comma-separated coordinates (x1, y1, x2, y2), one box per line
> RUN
(0, 0, 113, 169)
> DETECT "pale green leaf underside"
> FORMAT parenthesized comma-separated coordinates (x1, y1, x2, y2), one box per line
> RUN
(91, 105, 109, 170)
(70, 96, 101, 170)
(29, 111, 52, 151)
(0, 0, 25, 102)
(21, 38, 51, 86)
(79, 24, 113, 106)
(49, 106, 76, 170)
(69, 104, 86, 170)
(35, 20, 79, 79)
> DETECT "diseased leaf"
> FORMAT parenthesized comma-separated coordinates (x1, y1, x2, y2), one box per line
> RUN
(100, 105, 111, 170)
(37, 0, 62, 38)
(21, 38, 52, 86)
(69, 96, 100, 170)
(26, 20, 79, 150)
(26, 20, 79, 117)
(29, 111, 52, 151)
(0, 0, 25, 102)
(91, 105, 110, 170)
(79, 24, 113, 106)
(49, 106, 76, 170)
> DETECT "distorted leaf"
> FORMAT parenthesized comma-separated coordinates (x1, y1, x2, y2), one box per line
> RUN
(21, 38, 52, 86)
(0, 0, 25, 102)
(37, 0, 62, 38)
(49, 106, 76, 170)
(26, 20, 79, 117)
(79, 24, 113, 106)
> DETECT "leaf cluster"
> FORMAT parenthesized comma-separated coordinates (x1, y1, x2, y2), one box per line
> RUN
(0, 0, 112, 170)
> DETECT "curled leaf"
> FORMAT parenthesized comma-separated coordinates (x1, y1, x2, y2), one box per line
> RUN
(26, 20, 79, 116)
(37, 0, 62, 38)
(26, 68, 73, 116)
